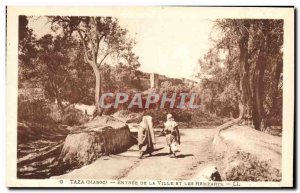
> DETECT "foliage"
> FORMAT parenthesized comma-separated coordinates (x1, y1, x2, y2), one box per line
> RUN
(197, 19, 283, 129)
(225, 151, 281, 181)
(48, 16, 140, 115)
(18, 16, 38, 85)
(101, 62, 143, 92)
(19, 16, 143, 113)
(61, 106, 90, 126)
(197, 49, 240, 117)
(18, 99, 54, 124)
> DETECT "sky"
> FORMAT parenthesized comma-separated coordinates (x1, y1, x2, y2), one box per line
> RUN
(28, 16, 214, 80)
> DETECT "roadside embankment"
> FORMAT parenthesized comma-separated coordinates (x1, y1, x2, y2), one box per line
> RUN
(212, 125, 282, 181)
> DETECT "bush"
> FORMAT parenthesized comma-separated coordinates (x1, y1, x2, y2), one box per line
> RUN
(225, 151, 281, 181)
(172, 110, 192, 122)
(18, 99, 89, 126)
(62, 106, 89, 126)
(18, 99, 55, 124)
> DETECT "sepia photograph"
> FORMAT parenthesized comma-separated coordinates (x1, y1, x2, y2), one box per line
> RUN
(6, 6, 294, 188)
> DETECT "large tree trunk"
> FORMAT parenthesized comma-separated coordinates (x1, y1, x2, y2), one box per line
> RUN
(49, 79, 65, 115)
(266, 61, 282, 126)
(251, 49, 267, 130)
(238, 22, 253, 126)
(56, 95, 65, 114)
(91, 62, 103, 117)
(77, 30, 103, 117)
(251, 22, 271, 131)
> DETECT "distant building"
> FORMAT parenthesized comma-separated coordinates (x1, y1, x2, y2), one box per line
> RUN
(150, 73, 159, 88)
(137, 72, 197, 90)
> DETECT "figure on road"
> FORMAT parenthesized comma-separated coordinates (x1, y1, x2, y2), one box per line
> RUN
(138, 115, 156, 159)
(163, 113, 181, 158)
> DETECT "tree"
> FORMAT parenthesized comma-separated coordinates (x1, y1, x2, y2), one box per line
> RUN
(197, 47, 240, 117)
(200, 19, 283, 130)
(113, 62, 142, 90)
(20, 31, 94, 113)
(35, 34, 83, 112)
(18, 15, 38, 84)
(49, 16, 137, 115)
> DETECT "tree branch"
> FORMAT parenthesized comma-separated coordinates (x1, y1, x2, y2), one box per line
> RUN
(97, 50, 115, 67)
(77, 30, 92, 64)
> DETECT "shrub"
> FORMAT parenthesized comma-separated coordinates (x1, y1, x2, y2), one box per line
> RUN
(18, 99, 55, 124)
(62, 106, 89, 126)
(225, 151, 281, 181)
(18, 99, 89, 126)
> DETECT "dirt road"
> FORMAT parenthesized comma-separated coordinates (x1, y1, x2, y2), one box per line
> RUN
(53, 128, 219, 180)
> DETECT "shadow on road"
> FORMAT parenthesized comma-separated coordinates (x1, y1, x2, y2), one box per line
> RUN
(152, 152, 170, 157)
(153, 147, 164, 152)
(151, 153, 194, 158)
(176, 154, 194, 158)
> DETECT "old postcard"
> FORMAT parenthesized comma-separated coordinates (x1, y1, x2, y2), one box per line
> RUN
(6, 6, 294, 188)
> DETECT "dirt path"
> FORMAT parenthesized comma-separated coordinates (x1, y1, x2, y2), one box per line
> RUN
(53, 128, 219, 180)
